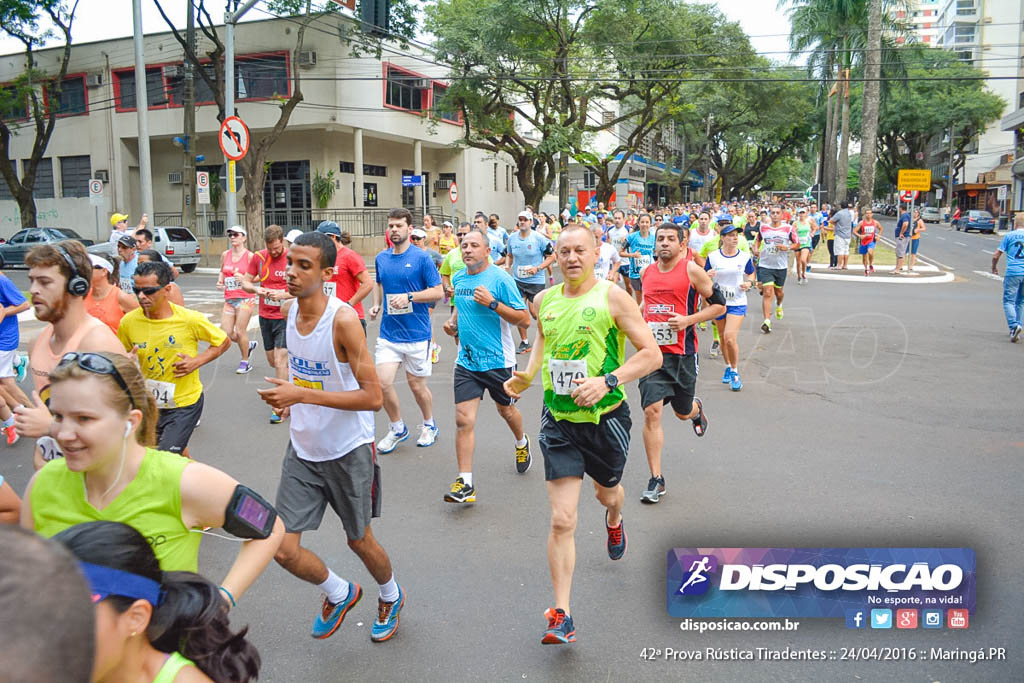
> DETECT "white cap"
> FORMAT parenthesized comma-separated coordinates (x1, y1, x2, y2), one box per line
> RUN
(442, 220, 454, 228)
(285, 229, 303, 243)
(518, 210, 532, 219)
(88, 254, 113, 274)
(411, 228, 428, 239)
(228, 225, 246, 235)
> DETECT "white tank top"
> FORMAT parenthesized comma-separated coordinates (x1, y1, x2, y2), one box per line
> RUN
(287, 297, 374, 461)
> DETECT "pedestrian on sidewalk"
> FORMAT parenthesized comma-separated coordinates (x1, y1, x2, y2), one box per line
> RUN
(992, 213, 1024, 342)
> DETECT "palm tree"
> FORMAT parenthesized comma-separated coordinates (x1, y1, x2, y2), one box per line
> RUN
(858, 0, 883, 209)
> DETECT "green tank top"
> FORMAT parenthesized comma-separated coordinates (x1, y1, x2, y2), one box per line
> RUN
(32, 448, 201, 572)
(538, 279, 625, 423)
(795, 218, 812, 245)
(153, 652, 196, 683)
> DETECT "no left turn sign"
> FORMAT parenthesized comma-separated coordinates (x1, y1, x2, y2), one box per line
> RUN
(219, 116, 250, 161)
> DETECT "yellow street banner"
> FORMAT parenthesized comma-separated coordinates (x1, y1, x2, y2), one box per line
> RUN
(898, 169, 931, 192)
(228, 160, 237, 193)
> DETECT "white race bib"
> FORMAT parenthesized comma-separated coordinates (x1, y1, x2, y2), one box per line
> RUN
(145, 379, 176, 409)
(323, 281, 337, 298)
(636, 254, 653, 269)
(224, 276, 241, 291)
(262, 295, 281, 308)
(762, 244, 778, 255)
(516, 265, 532, 279)
(722, 286, 737, 301)
(594, 267, 606, 280)
(119, 278, 133, 293)
(386, 295, 413, 315)
(648, 321, 678, 346)
(548, 359, 587, 395)
(37, 436, 63, 462)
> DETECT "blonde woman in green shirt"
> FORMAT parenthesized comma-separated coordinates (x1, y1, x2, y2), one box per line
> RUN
(21, 351, 283, 604)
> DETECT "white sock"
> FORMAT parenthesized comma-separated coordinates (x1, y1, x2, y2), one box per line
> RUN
(390, 420, 406, 435)
(514, 436, 527, 448)
(379, 575, 399, 603)
(423, 418, 436, 429)
(458, 471, 473, 486)
(317, 569, 350, 605)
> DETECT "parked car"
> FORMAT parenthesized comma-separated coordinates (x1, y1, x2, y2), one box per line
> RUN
(0, 227, 94, 268)
(921, 207, 941, 223)
(88, 226, 201, 273)
(953, 210, 995, 234)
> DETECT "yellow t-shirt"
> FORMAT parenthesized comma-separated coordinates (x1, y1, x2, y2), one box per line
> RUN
(117, 303, 228, 408)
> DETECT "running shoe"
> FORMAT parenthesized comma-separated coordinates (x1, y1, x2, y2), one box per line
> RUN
(416, 423, 439, 447)
(269, 412, 283, 425)
(775, 305, 784, 320)
(515, 435, 532, 474)
(541, 608, 576, 645)
(870, 265, 875, 273)
(248, 340, 259, 355)
(517, 340, 532, 354)
(1011, 325, 1022, 343)
(443, 477, 476, 503)
(709, 340, 719, 357)
(721, 367, 733, 384)
(377, 425, 410, 453)
(14, 354, 27, 384)
(698, 321, 707, 331)
(640, 476, 666, 504)
(3, 425, 18, 446)
(311, 582, 362, 640)
(761, 319, 771, 334)
(605, 511, 627, 561)
(235, 360, 252, 374)
(371, 585, 405, 642)
(730, 373, 743, 392)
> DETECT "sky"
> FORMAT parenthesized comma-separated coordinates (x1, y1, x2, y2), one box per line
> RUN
(0, 0, 799, 64)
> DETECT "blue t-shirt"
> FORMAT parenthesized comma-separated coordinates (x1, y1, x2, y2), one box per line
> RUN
(507, 230, 553, 285)
(817, 211, 829, 228)
(626, 230, 656, 279)
(374, 246, 442, 343)
(999, 229, 1024, 277)
(451, 265, 526, 372)
(0, 274, 25, 351)
(119, 254, 138, 292)
(486, 229, 507, 262)
(896, 212, 912, 239)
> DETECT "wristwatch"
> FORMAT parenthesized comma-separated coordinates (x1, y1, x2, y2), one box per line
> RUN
(604, 373, 619, 391)
(407, 292, 414, 302)
(488, 300, 499, 311)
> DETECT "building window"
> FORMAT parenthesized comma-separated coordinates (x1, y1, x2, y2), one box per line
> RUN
(50, 76, 87, 116)
(60, 155, 91, 198)
(493, 163, 498, 192)
(385, 66, 426, 112)
(23, 158, 54, 198)
(236, 54, 289, 100)
(583, 169, 597, 190)
(115, 67, 166, 110)
(953, 24, 975, 43)
(431, 83, 458, 123)
(0, 164, 15, 200)
(1, 86, 28, 120)
(338, 161, 386, 176)
(955, 0, 975, 15)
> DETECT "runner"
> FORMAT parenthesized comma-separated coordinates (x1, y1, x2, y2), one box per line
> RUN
(440, 222, 472, 308)
(0, 268, 29, 445)
(753, 206, 799, 333)
(441, 228, 531, 503)
(83, 254, 138, 332)
(592, 223, 622, 282)
(991, 213, 1024, 342)
(705, 223, 755, 391)
(909, 208, 926, 272)
(137, 250, 185, 305)
(687, 211, 715, 266)
(369, 208, 444, 453)
(242, 225, 292, 424)
(854, 207, 882, 276)
(22, 350, 283, 590)
(621, 212, 655, 305)
(438, 220, 459, 256)
(503, 225, 661, 645)
(793, 207, 817, 284)
(217, 225, 259, 373)
(117, 260, 231, 455)
(506, 210, 556, 353)
(316, 221, 373, 333)
(257, 231, 406, 643)
(606, 210, 632, 295)
(115, 235, 139, 293)
(132, 226, 176, 272)
(638, 222, 724, 504)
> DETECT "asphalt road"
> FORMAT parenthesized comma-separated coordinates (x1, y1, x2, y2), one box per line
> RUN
(1, 233, 1020, 682)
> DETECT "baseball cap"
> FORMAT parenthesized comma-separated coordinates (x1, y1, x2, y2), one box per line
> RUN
(411, 228, 427, 239)
(117, 235, 137, 248)
(798, 207, 807, 213)
(110, 213, 129, 227)
(88, 254, 113, 273)
(517, 210, 532, 220)
(315, 220, 341, 237)
(719, 223, 739, 235)
(285, 229, 303, 243)
(79, 561, 162, 606)
(226, 225, 247, 236)
(442, 220, 454, 228)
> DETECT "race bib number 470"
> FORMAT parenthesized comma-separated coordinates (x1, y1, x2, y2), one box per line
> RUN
(549, 359, 587, 395)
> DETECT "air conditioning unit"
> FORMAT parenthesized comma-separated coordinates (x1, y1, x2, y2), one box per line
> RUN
(94, 170, 109, 183)
(164, 65, 182, 78)
(298, 50, 317, 68)
(434, 179, 452, 190)
(167, 171, 183, 185)
(85, 73, 102, 88)
(411, 79, 431, 89)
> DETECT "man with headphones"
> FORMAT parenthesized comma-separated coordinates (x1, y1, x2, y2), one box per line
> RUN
(15, 240, 126, 444)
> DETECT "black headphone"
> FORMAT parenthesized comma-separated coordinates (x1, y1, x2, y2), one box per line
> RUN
(55, 242, 90, 297)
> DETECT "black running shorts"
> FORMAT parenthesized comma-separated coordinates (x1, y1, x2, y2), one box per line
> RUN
(639, 353, 698, 416)
(538, 402, 631, 488)
(453, 364, 515, 406)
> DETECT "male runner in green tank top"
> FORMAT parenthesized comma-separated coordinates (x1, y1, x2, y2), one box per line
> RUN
(504, 225, 661, 645)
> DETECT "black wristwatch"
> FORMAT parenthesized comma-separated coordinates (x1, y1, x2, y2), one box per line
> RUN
(407, 292, 414, 302)
(488, 300, 499, 311)
(604, 373, 619, 391)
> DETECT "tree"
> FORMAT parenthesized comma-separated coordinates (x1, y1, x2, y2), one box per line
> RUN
(0, 0, 79, 228)
(857, 0, 882, 210)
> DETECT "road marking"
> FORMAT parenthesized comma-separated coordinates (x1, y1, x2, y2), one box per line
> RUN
(935, 236, 946, 241)
(982, 249, 994, 255)
(955, 242, 967, 247)
(973, 270, 1003, 282)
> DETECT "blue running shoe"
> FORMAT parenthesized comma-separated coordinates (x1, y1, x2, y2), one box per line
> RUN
(721, 367, 733, 384)
(377, 426, 409, 453)
(371, 584, 405, 642)
(605, 511, 627, 561)
(541, 607, 576, 644)
(730, 373, 743, 392)
(311, 582, 362, 640)
(269, 412, 283, 425)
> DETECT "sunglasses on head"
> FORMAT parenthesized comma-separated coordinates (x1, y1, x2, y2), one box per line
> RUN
(133, 285, 163, 297)
(57, 352, 135, 408)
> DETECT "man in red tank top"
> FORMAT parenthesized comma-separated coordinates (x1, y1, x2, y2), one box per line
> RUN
(637, 223, 725, 504)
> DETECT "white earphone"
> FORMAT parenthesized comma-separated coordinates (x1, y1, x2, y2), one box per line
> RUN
(124, 421, 132, 438)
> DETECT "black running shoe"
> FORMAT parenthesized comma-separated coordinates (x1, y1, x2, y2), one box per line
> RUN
(605, 511, 627, 560)
(640, 476, 666, 504)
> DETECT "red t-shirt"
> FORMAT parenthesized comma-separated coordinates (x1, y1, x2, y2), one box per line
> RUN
(327, 245, 368, 319)
(221, 249, 255, 300)
(247, 248, 288, 319)
(640, 258, 700, 356)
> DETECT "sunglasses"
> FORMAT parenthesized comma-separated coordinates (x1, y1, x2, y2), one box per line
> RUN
(456, 233, 467, 238)
(227, 231, 243, 237)
(410, 236, 424, 241)
(57, 352, 135, 408)
(133, 285, 163, 297)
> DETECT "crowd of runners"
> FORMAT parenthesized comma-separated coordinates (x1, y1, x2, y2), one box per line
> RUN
(2, 194, 1020, 681)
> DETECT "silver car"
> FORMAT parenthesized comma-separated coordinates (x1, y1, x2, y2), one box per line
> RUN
(920, 207, 941, 223)
(87, 226, 201, 273)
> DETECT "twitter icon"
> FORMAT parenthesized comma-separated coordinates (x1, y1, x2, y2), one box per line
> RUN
(870, 609, 892, 629)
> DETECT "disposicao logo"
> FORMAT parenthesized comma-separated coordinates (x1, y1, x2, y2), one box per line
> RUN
(666, 548, 975, 619)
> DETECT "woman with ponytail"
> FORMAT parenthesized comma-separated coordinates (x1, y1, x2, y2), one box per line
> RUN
(56, 520, 261, 683)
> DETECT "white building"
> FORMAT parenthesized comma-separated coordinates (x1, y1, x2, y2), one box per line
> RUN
(0, 14, 521, 257)
(903, 0, 941, 45)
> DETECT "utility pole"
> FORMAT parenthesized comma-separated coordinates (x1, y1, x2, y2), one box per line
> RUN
(131, 0, 154, 219)
(224, 0, 261, 231)
(182, 0, 197, 234)
(946, 124, 955, 211)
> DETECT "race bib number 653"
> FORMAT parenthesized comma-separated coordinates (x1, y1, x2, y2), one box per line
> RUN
(549, 359, 587, 395)
(648, 321, 678, 346)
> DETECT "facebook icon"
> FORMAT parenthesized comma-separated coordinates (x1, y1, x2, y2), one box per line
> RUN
(845, 609, 867, 629)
